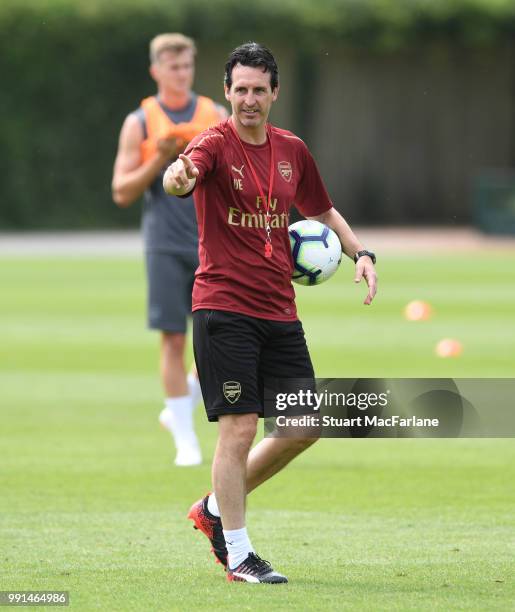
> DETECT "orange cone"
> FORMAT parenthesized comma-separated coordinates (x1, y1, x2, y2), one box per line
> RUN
(435, 338, 463, 358)
(404, 300, 433, 321)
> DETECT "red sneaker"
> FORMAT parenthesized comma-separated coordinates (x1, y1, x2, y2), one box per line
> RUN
(187, 495, 228, 569)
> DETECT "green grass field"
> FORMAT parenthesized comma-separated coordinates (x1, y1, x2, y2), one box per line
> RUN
(1, 253, 514, 611)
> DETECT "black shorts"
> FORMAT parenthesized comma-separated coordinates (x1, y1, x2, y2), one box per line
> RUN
(145, 251, 198, 333)
(193, 309, 315, 422)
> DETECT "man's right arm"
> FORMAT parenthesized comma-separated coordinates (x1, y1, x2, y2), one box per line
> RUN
(111, 114, 178, 207)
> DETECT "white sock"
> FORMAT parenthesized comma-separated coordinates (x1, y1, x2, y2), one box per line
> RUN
(207, 493, 220, 517)
(187, 372, 202, 408)
(163, 395, 198, 448)
(223, 527, 255, 570)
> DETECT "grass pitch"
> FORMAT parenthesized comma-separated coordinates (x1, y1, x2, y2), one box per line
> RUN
(1, 253, 514, 610)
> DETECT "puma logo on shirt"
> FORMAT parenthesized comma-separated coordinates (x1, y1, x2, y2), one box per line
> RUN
(231, 164, 245, 178)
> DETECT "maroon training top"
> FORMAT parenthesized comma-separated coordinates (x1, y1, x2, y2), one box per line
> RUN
(184, 119, 333, 321)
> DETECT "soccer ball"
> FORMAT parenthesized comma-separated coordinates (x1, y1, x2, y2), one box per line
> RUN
(289, 220, 342, 286)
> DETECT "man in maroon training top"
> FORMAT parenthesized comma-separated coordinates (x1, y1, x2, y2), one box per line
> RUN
(163, 42, 377, 584)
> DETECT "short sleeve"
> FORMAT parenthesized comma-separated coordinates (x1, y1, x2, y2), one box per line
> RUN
(184, 129, 224, 184)
(294, 142, 333, 217)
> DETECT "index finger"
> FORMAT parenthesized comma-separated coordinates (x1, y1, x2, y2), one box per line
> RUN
(178, 153, 199, 178)
(179, 153, 194, 169)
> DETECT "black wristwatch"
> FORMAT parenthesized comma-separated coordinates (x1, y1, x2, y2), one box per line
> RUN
(353, 250, 376, 265)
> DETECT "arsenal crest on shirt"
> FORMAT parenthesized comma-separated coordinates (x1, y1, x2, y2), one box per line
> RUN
(278, 161, 292, 183)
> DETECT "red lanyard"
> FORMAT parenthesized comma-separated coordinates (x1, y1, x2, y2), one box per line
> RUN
(229, 120, 275, 258)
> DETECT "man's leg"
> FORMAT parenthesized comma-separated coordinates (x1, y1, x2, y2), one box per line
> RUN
(161, 331, 188, 396)
(188, 311, 288, 582)
(213, 414, 258, 571)
(162, 335, 203, 413)
(188, 411, 263, 575)
(213, 413, 258, 529)
(213, 425, 316, 564)
(246, 436, 318, 493)
(146, 251, 201, 466)
(209, 412, 287, 582)
(204, 436, 317, 527)
(159, 331, 201, 466)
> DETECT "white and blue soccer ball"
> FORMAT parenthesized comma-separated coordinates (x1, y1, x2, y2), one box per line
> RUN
(289, 220, 342, 286)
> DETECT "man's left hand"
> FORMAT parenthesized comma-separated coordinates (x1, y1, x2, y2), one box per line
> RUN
(354, 257, 377, 305)
(156, 136, 186, 160)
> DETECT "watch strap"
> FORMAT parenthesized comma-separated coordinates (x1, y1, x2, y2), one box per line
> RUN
(354, 250, 376, 264)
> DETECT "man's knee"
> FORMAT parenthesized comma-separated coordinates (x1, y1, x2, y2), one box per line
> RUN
(161, 332, 186, 358)
(218, 413, 259, 454)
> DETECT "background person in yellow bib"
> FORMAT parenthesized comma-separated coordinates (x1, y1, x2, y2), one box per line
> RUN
(112, 33, 228, 466)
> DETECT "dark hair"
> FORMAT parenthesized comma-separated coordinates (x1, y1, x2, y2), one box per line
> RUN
(224, 42, 279, 90)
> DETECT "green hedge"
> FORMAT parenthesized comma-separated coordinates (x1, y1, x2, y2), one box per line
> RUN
(4, 0, 515, 48)
(2, 0, 515, 228)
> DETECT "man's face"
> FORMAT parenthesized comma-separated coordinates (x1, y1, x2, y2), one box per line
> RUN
(225, 64, 278, 130)
(150, 49, 195, 95)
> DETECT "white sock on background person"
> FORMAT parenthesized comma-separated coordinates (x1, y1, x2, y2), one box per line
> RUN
(207, 492, 220, 517)
(223, 527, 255, 570)
(187, 372, 203, 409)
(162, 395, 197, 448)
